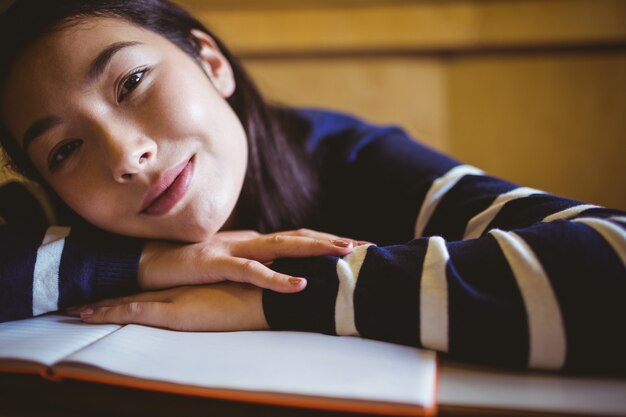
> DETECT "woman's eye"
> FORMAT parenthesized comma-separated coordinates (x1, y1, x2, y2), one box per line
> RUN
(48, 139, 82, 170)
(118, 68, 147, 102)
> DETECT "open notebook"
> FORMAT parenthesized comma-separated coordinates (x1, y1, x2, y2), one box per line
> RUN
(0, 314, 437, 416)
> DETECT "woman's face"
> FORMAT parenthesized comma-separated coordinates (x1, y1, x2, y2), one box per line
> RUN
(1, 17, 248, 241)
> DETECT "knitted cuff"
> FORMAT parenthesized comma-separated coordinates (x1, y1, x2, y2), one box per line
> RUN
(262, 256, 340, 335)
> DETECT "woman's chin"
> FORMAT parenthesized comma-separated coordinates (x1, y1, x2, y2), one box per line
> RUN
(99, 217, 221, 243)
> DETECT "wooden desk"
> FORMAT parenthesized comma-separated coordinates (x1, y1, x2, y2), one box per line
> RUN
(0, 373, 538, 417)
(3, 372, 405, 417)
(438, 361, 626, 417)
(3, 364, 625, 417)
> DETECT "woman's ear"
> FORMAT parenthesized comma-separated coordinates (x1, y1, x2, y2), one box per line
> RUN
(190, 29, 236, 98)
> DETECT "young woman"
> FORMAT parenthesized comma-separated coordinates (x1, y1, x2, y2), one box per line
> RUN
(1, 0, 624, 375)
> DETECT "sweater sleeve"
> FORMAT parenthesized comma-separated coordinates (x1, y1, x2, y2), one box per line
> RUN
(263, 125, 626, 375)
(0, 182, 143, 323)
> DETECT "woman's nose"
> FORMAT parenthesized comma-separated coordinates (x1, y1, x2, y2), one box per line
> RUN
(103, 133, 157, 183)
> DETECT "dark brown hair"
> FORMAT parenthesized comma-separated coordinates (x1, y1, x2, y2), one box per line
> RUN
(0, 0, 318, 233)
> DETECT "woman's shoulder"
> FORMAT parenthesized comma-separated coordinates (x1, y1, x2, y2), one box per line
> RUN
(291, 107, 412, 156)
(292, 106, 459, 171)
(293, 107, 393, 142)
(294, 107, 368, 129)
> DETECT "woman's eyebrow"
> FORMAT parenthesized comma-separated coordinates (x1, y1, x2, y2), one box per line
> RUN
(20, 41, 144, 151)
(22, 115, 63, 151)
(86, 40, 142, 83)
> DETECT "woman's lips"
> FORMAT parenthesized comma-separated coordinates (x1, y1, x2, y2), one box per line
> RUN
(141, 157, 194, 216)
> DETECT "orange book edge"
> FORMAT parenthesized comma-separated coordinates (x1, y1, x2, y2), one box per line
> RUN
(0, 361, 437, 416)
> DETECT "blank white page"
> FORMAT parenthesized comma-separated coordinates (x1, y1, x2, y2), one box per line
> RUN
(0, 315, 120, 367)
(65, 325, 437, 408)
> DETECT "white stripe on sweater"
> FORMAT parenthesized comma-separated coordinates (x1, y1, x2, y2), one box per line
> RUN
(414, 165, 483, 238)
(335, 244, 371, 336)
(542, 204, 598, 222)
(420, 236, 449, 352)
(464, 187, 544, 240)
(610, 216, 626, 225)
(491, 229, 566, 370)
(33, 226, 70, 316)
(573, 218, 626, 267)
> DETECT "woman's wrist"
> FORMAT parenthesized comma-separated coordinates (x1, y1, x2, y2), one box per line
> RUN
(245, 284, 270, 330)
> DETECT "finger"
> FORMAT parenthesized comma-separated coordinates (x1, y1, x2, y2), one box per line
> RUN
(232, 235, 354, 263)
(66, 298, 130, 316)
(67, 289, 177, 316)
(270, 229, 376, 248)
(80, 301, 174, 327)
(269, 228, 342, 241)
(216, 257, 308, 293)
(66, 305, 86, 316)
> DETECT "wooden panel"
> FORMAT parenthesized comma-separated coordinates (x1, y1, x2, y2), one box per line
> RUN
(448, 53, 626, 209)
(245, 58, 448, 150)
(475, 0, 626, 46)
(194, 3, 475, 53)
(181, 0, 443, 9)
(186, 0, 626, 55)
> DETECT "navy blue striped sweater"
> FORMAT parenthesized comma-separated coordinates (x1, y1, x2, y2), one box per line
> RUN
(1, 109, 625, 374)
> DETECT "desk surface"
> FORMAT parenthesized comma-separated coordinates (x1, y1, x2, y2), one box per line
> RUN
(438, 361, 626, 417)
(2, 368, 626, 417)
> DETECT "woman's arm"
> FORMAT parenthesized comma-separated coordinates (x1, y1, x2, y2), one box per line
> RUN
(77, 200, 625, 375)
(0, 223, 355, 323)
(1, 182, 141, 322)
(70, 112, 626, 374)
(0, 182, 355, 323)
(71, 283, 268, 332)
(0, 223, 141, 322)
(260, 126, 626, 374)
(264, 212, 625, 375)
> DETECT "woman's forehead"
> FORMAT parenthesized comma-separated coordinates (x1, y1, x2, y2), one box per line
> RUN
(1, 17, 172, 143)
(36, 17, 164, 63)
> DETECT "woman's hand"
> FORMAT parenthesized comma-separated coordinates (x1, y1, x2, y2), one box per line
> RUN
(139, 229, 362, 293)
(69, 283, 268, 332)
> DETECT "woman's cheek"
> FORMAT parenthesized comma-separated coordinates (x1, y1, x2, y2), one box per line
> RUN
(50, 173, 110, 226)
(150, 67, 216, 137)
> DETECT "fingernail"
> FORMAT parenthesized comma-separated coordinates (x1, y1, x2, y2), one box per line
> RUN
(288, 277, 305, 286)
(80, 308, 94, 318)
(331, 239, 352, 248)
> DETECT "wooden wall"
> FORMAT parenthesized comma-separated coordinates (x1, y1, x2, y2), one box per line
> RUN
(182, 0, 626, 209)
(2, 0, 625, 209)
